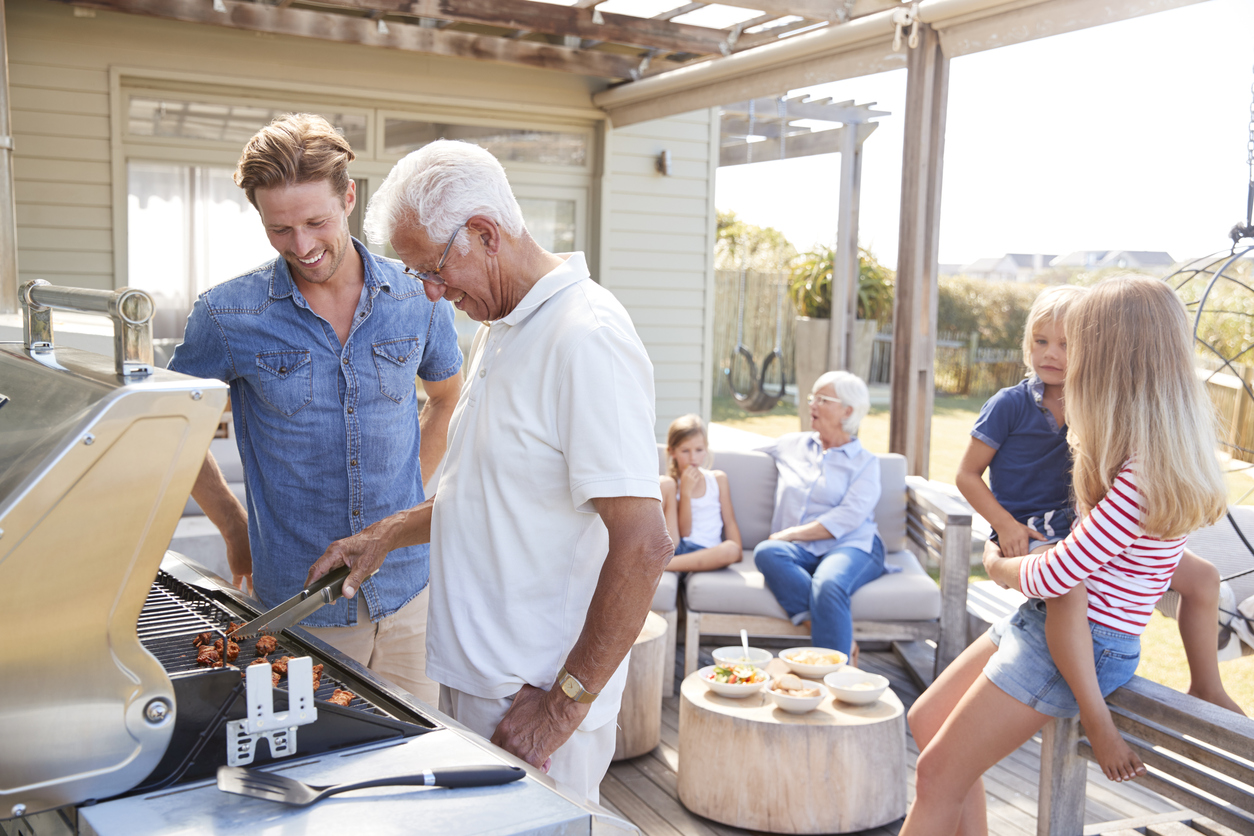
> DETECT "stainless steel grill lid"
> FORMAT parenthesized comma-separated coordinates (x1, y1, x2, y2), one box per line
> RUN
(0, 284, 228, 817)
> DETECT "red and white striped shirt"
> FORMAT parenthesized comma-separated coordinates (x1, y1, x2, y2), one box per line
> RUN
(1019, 464, 1185, 636)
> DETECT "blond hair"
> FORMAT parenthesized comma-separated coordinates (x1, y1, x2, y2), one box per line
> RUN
(666, 414, 708, 482)
(1065, 274, 1226, 538)
(1022, 284, 1088, 366)
(234, 113, 355, 208)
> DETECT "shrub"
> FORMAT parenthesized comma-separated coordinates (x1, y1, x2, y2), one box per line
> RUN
(788, 246, 895, 322)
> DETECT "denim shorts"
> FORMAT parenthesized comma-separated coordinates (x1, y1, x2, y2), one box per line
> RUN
(989, 506, 1076, 547)
(675, 538, 703, 555)
(984, 598, 1141, 718)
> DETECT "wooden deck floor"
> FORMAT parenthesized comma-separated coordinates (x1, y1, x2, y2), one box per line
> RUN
(597, 644, 1184, 836)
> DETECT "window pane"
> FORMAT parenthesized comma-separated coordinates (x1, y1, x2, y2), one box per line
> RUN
(384, 119, 587, 166)
(128, 96, 368, 150)
(518, 197, 576, 253)
(128, 162, 275, 339)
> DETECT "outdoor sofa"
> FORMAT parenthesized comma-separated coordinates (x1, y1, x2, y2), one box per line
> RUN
(655, 444, 974, 687)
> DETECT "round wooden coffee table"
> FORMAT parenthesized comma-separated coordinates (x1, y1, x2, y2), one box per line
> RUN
(677, 659, 906, 834)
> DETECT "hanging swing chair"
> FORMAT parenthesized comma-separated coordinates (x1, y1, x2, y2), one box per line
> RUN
(1164, 62, 1254, 592)
(722, 271, 789, 413)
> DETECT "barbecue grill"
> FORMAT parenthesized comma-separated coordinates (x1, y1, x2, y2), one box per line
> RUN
(0, 282, 635, 835)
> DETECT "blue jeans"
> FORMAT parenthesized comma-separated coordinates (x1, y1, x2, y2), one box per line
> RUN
(754, 537, 886, 656)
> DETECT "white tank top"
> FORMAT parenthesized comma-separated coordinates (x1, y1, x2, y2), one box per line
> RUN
(679, 469, 724, 548)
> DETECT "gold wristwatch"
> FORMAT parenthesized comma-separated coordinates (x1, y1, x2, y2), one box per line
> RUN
(555, 665, 598, 704)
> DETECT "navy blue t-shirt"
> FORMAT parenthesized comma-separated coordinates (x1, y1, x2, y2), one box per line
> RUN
(970, 376, 1071, 522)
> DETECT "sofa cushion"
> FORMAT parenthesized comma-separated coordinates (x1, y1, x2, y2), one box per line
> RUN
(652, 569, 679, 612)
(684, 548, 941, 622)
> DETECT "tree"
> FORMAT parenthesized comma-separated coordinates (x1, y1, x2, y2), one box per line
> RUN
(716, 210, 798, 273)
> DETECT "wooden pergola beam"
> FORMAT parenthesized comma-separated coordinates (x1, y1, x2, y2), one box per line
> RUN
(299, 0, 734, 55)
(711, 0, 898, 22)
(51, 0, 683, 78)
(718, 120, 876, 166)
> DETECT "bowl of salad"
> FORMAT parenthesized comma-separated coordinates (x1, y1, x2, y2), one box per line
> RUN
(779, 647, 847, 677)
(698, 663, 771, 698)
(823, 670, 890, 705)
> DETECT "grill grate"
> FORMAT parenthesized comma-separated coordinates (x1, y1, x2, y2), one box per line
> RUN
(140, 570, 383, 715)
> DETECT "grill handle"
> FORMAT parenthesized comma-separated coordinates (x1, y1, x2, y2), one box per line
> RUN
(21, 279, 155, 376)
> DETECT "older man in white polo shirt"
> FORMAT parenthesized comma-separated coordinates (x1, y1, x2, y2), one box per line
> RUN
(306, 140, 673, 803)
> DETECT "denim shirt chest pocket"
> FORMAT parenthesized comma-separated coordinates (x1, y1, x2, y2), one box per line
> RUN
(256, 349, 313, 416)
(372, 336, 422, 403)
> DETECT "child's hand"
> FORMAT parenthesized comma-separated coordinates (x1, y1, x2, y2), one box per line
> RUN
(983, 539, 1010, 588)
(994, 521, 1046, 558)
(679, 465, 703, 495)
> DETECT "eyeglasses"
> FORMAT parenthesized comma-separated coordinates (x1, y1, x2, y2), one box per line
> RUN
(807, 393, 842, 407)
(402, 220, 468, 286)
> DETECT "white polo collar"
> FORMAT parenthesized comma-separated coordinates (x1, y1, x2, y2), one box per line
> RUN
(497, 252, 588, 328)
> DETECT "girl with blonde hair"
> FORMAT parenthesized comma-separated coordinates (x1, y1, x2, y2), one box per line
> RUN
(902, 275, 1229, 836)
(660, 414, 743, 572)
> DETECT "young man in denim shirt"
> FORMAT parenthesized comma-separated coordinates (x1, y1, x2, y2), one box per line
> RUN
(169, 114, 462, 705)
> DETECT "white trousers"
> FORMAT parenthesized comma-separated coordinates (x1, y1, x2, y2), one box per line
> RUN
(303, 587, 438, 706)
(438, 684, 616, 804)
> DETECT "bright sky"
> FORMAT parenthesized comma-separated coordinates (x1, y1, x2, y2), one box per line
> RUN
(714, 0, 1254, 267)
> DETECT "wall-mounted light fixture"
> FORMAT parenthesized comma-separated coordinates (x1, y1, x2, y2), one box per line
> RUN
(655, 149, 671, 176)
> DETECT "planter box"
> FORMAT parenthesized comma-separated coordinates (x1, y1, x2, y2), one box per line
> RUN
(795, 316, 877, 431)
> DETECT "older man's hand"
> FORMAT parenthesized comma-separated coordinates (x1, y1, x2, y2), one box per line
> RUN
(490, 684, 590, 770)
(306, 518, 397, 599)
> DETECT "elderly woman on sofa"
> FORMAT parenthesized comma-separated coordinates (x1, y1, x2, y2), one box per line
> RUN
(755, 371, 885, 661)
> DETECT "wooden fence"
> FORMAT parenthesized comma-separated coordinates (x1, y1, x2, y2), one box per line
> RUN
(1198, 359, 1254, 465)
(713, 272, 1026, 399)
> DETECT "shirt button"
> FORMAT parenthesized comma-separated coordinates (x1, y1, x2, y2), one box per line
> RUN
(342, 358, 349, 365)
(350, 459, 358, 466)
(479, 368, 486, 378)
(347, 407, 354, 414)
(352, 509, 360, 516)
(278, 366, 287, 374)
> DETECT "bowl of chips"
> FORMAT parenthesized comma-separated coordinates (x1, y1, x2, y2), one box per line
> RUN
(765, 672, 828, 714)
(779, 647, 847, 677)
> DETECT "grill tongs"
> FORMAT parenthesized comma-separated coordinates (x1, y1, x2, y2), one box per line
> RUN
(229, 564, 372, 640)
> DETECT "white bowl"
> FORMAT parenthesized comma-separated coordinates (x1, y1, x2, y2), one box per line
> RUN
(779, 646, 848, 678)
(823, 670, 890, 705)
(766, 680, 828, 714)
(697, 664, 771, 698)
(711, 645, 774, 667)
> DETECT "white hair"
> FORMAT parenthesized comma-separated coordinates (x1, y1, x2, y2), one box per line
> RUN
(364, 140, 527, 254)
(812, 370, 870, 435)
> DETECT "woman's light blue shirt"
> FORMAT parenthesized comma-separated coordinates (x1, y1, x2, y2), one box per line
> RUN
(758, 432, 882, 555)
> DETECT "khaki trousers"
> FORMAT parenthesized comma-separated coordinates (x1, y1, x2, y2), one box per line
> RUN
(438, 684, 616, 804)
(303, 587, 438, 706)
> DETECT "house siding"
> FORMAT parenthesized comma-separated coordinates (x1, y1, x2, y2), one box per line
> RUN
(6, 0, 718, 438)
(602, 109, 717, 438)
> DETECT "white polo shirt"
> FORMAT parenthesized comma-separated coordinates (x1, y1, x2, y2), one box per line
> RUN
(426, 252, 661, 730)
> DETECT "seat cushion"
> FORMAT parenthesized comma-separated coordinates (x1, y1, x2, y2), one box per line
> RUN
(684, 548, 941, 622)
(652, 569, 679, 612)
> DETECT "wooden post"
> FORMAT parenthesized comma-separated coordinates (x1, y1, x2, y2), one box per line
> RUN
(0, 0, 18, 315)
(828, 122, 863, 374)
(889, 24, 949, 478)
(1037, 717, 1087, 836)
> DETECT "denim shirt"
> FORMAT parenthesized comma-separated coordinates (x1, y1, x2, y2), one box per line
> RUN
(759, 432, 882, 555)
(169, 238, 462, 626)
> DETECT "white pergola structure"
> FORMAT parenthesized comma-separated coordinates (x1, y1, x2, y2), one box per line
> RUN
(719, 96, 888, 374)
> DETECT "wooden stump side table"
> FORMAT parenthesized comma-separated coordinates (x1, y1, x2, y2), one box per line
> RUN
(677, 661, 907, 834)
(613, 610, 668, 761)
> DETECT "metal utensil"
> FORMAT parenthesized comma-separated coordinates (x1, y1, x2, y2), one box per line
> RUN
(230, 564, 365, 639)
(216, 764, 525, 806)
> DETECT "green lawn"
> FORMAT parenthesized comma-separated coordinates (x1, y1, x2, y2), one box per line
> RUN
(713, 393, 1254, 714)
